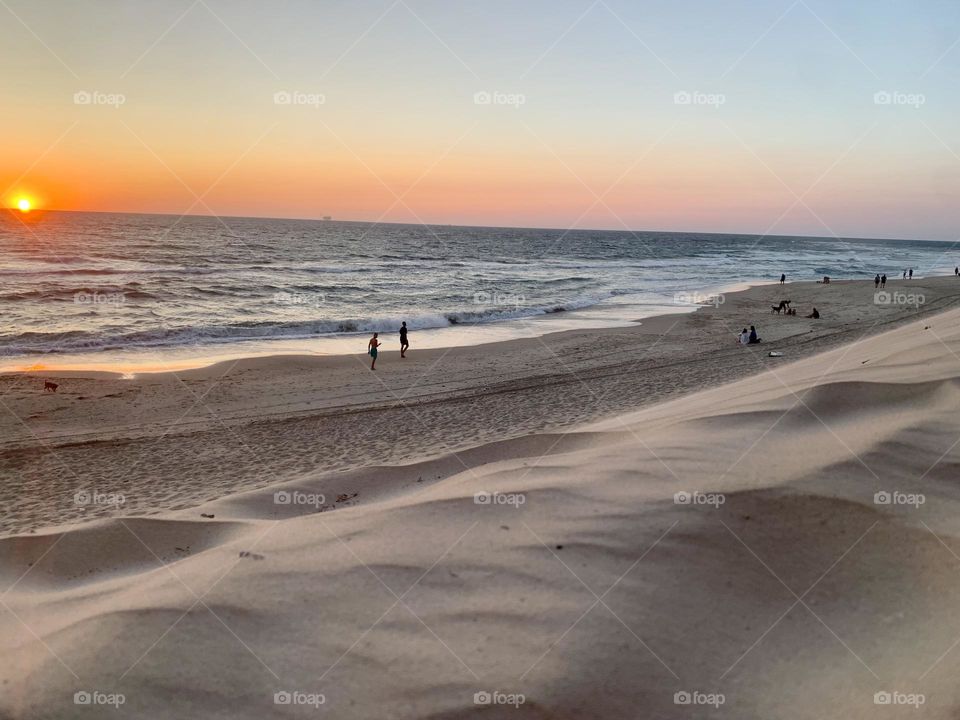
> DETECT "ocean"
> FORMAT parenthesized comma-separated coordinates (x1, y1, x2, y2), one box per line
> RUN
(0, 210, 954, 370)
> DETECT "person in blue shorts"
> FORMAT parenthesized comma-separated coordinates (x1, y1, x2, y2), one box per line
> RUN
(368, 332, 380, 370)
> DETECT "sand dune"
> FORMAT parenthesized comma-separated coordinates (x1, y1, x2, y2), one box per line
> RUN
(4, 296, 960, 717)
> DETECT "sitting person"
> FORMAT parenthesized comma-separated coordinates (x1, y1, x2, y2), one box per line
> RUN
(806, 307, 820, 319)
(738, 328, 750, 345)
(748, 325, 761, 344)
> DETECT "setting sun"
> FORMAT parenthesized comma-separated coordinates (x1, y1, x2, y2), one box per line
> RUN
(16, 198, 31, 213)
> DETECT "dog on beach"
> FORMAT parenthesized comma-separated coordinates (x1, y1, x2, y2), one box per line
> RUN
(43, 381, 58, 392)
(771, 300, 792, 314)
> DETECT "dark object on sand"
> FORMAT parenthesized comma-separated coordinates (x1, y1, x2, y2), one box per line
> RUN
(239, 551, 265, 560)
(771, 300, 791, 314)
(201, 513, 215, 518)
(43, 381, 58, 392)
(806, 308, 820, 319)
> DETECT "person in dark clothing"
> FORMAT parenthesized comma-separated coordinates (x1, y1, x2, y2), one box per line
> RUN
(780, 273, 786, 285)
(874, 273, 881, 289)
(881, 274, 886, 288)
(748, 325, 761, 344)
(806, 308, 820, 319)
(399, 321, 409, 358)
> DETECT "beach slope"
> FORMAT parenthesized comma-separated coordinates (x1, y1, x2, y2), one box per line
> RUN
(4, 302, 960, 717)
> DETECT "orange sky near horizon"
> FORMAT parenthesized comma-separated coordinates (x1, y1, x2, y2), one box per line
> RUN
(3, 0, 959, 239)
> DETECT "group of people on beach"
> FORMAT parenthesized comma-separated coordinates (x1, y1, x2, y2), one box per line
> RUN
(367, 322, 409, 370)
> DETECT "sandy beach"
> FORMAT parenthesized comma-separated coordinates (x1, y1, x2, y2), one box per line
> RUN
(1, 276, 958, 536)
(3, 275, 960, 717)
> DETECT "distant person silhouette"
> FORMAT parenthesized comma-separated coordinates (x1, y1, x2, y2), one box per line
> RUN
(909, 268, 914, 279)
(368, 332, 380, 370)
(780, 273, 786, 285)
(874, 273, 880, 289)
(903, 269, 907, 279)
(881, 274, 886, 288)
(806, 308, 820, 319)
(399, 321, 409, 358)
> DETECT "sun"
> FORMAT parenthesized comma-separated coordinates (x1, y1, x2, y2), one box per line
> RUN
(16, 198, 31, 213)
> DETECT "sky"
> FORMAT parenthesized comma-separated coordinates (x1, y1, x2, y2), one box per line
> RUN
(2, 0, 959, 240)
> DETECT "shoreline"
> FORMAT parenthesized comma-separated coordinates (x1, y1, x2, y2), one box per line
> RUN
(0, 277, 818, 377)
(3, 275, 960, 536)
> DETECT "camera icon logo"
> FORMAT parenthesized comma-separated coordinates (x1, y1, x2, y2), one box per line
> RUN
(273, 91, 292, 105)
(474, 491, 492, 505)
(473, 91, 492, 105)
(873, 91, 892, 105)
(673, 91, 692, 105)
(274, 491, 292, 505)
(474, 691, 492, 704)
(274, 691, 292, 705)
(874, 691, 892, 705)
(673, 491, 691, 505)
(674, 691, 692, 704)
(73, 91, 92, 105)
(874, 291, 891, 305)
(74, 490, 91, 506)
(73, 691, 92, 705)
(874, 491, 891, 505)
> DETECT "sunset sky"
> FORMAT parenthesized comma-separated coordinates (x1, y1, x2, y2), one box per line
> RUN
(2, 0, 959, 239)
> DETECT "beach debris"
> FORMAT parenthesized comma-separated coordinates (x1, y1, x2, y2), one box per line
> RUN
(555, 545, 564, 550)
(239, 551, 265, 560)
(201, 513, 215, 518)
(768, 351, 783, 357)
(335, 493, 358, 504)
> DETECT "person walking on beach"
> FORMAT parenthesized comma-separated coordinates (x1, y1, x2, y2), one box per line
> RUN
(780, 273, 786, 285)
(399, 321, 409, 358)
(903, 269, 907, 279)
(909, 267, 914, 279)
(874, 273, 881, 289)
(881, 273, 887, 288)
(368, 332, 380, 370)
(955, 266, 958, 276)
